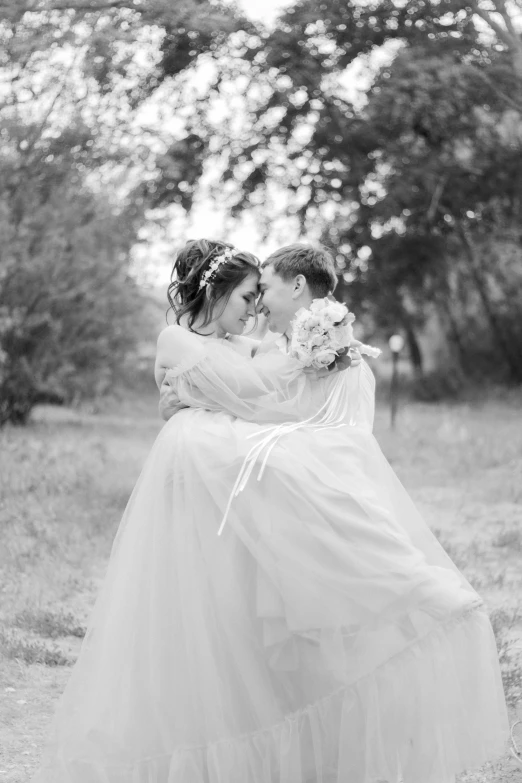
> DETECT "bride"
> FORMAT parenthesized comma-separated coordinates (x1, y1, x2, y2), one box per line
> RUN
(33, 239, 509, 783)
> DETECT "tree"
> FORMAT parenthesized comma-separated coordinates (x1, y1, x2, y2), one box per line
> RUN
(154, 0, 522, 381)
(0, 0, 251, 423)
(0, 119, 147, 424)
(325, 45, 522, 380)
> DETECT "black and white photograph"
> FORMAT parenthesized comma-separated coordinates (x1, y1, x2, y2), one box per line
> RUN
(0, 1, 521, 782)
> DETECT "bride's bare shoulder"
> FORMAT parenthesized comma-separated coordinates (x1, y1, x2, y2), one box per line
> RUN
(156, 325, 201, 367)
(157, 323, 190, 343)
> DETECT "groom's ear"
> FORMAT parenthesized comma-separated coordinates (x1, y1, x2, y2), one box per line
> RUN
(292, 274, 307, 299)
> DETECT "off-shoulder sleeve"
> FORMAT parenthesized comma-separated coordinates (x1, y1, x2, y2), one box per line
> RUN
(163, 342, 312, 424)
(163, 341, 375, 428)
(165, 350, 207, 379)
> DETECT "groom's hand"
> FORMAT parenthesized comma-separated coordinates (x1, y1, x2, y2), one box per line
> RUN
(336, 342, 363, 371)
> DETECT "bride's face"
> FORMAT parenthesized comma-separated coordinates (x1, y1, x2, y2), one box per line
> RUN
(215, 272, 260, 335)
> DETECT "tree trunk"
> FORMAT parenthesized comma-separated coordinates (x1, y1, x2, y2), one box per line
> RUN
(458, 225, 522, 381)
(402, 318, 424, 378)
(437, 293, 470, 373)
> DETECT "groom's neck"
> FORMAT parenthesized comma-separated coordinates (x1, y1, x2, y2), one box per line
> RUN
(283, 295, 314, 338)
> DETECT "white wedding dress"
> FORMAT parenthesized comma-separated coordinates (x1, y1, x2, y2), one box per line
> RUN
(33, 335, 509, 783)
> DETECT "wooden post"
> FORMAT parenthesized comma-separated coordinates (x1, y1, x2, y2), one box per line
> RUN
(389, 334, 405, 429)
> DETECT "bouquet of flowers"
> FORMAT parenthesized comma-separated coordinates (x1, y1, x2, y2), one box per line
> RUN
(289, 298, 381, 371)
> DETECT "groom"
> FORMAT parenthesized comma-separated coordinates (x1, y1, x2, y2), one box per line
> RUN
(159, 243, 360, 420)
(254, 243, 360, 363)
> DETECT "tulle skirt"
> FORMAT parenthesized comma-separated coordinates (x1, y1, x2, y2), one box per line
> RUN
(33, 407, 510, 783)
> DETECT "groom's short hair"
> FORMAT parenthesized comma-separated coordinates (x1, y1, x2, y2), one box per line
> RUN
(263, 244, 338, 297)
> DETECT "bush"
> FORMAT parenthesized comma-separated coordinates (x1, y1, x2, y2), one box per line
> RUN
(12, 609, 86, 640)
(0, 630, 71, 667)
(408, 367, 467, 402)
(0, 124, 149, 425)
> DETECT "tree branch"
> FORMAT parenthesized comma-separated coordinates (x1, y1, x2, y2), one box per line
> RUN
(46, 1, 136, 10)
(492, 0, 519, 39)
(469, 1, 522, 82)
(471, 2, 515, 48)
(427, 174, 447, 223)
(470, 63, 522, 111)
(0, 0, 137, 12)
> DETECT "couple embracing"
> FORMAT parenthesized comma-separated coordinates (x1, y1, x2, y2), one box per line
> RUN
(33, 240, 510, 783)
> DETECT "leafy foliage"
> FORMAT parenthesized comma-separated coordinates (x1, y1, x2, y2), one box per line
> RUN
(0, 0, 252, 424)
(1, 0, 521, 413)
(157, 0, 522, 382)
(0, 121, 146, 424)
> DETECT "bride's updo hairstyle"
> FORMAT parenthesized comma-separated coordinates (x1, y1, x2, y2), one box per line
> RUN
(167, 239, 260, 331)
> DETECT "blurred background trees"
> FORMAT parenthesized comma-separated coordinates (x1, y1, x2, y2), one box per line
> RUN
(1, 0, 521, 424)
(0, 0, 247, 424)
(181, 0, 522, 387)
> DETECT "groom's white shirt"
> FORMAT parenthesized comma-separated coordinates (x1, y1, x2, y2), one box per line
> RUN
(255, 331, 289, 357)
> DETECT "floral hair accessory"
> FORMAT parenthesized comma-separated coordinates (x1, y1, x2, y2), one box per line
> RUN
(199, 248, 235, 290)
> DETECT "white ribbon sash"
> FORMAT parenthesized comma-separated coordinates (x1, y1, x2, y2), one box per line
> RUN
(217, 372, 354, 536)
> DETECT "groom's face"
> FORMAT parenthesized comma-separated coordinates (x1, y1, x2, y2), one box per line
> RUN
(257, 265, 301, 334)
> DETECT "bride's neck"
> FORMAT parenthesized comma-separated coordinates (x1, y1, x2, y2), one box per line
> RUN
(179, 315, 227, 339)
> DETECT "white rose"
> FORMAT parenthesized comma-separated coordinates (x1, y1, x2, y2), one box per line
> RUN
(312, 348, 337, 369)
(329, 335, 344, 352)
(326, 301, 347, 323)
(333, 324, 354, 347)
(307, 314, 323, 329)
(309, 298, 329, 313)
(311, 333, 327, 347)
(292, 307, 309, 324)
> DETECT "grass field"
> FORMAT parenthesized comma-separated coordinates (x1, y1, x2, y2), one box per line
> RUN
(0, 389, 521, 782)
